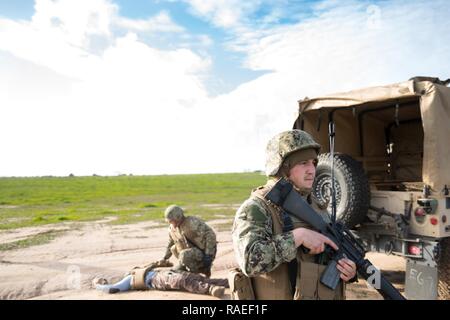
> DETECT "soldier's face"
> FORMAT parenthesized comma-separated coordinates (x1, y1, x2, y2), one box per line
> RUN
(168, 219, 180, 228)
(288, 159, 316, 189)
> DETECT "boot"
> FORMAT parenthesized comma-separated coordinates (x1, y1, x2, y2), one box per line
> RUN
(209, 285, 225, 298)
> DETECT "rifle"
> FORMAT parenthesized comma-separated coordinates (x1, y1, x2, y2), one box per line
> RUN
(265, 177, 406, 300)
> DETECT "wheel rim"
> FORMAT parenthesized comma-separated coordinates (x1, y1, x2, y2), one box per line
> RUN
(313, 172, 343, 218)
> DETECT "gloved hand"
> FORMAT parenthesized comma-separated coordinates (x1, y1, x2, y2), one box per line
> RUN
(203, 254, 213, 268)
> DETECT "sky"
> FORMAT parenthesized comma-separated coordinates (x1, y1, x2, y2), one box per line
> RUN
(0, 0, 449, 177)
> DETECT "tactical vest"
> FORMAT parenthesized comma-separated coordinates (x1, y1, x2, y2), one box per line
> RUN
(169, 224, 191, 256)
(169, 217, 216, 257)
(250, 184, 345, 300)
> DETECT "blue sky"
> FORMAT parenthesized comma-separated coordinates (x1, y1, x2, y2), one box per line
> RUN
(0, 0, 267, 95)
(0, 0, 35, 19)
(0, 0, 449, 176)
(0, 0, 388, 95)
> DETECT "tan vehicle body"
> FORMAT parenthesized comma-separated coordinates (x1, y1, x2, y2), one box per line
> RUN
(293, 77, 450, 299)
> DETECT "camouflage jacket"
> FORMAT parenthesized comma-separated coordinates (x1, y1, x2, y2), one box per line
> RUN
(232, 180, 330, 277)
(164, 216, 217, 259)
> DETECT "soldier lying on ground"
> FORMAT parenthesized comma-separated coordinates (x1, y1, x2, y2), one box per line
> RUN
(92, 260, 229, 298)
(160, 205, 217, 278)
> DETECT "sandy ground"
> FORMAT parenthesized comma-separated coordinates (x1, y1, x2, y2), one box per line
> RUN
(0, 218, 405, 300)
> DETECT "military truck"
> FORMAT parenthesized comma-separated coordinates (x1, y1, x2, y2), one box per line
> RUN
(293, 76, 450, 300)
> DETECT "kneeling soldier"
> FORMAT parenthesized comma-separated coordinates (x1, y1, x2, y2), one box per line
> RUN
(161, 205, 217, 278)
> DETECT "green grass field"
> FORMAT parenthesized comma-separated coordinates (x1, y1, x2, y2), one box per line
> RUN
(0, 172, 266, 230)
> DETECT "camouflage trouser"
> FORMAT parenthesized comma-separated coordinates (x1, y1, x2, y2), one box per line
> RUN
(150, 270, 229, 295)
(171, 246, 215, 274)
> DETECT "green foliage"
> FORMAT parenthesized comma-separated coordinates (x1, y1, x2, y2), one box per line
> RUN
(0, 173, 265, 230)
(0, 230, 65, 251)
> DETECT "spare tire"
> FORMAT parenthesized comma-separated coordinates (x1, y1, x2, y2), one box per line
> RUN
(312, 153, 370, 228)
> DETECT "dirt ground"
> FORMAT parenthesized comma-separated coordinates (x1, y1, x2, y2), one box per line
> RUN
(0, 218, 405, 300)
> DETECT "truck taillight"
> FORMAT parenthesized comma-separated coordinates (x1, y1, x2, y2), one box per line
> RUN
(430, 217, 438, 225)
(408, 244, 421, 255)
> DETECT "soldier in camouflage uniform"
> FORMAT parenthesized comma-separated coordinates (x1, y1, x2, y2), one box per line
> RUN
(160, 205, 217, 278)
(92, 261, 228, 297)
(231, 130, 357, 300)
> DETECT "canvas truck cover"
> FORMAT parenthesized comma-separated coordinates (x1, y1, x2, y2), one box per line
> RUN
(295, 78, 450, 191)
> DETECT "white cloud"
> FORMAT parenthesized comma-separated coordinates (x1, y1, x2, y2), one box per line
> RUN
(0, 16, 101, 80)
(196, 34, 213, 47)
(183, 0, 262, 28)
(32, 0, 115, 47)
(0, 0, 211, 176)
(0, 1, 189, 80)
(1, 0, 449, 176)
(115, 11, 185, 33)
(232, 0, 450, 91)
(186, 0, 450, 173)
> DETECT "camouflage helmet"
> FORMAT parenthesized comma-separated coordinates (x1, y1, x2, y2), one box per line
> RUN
(265, 129, 321, 176)
(164, 205, 184, 221)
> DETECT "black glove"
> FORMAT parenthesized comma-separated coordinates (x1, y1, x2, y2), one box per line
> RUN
(203, 254, 213, 268)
